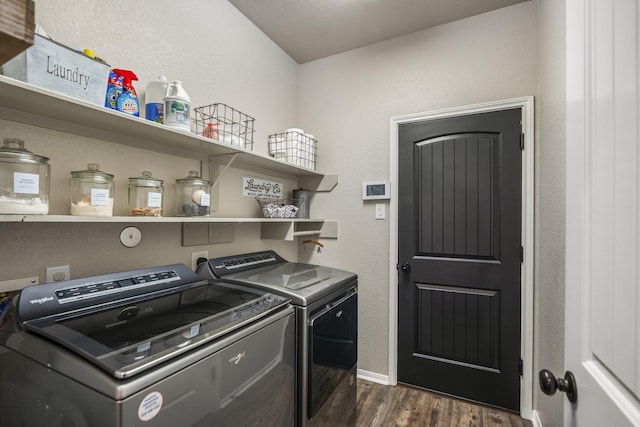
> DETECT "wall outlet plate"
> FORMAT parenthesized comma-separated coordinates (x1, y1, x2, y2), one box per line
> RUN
(46, 265, 70, 282)
(191, 251, 209, 271)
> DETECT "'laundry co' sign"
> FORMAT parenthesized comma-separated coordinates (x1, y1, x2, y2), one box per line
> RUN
(242, 176, 283, 197)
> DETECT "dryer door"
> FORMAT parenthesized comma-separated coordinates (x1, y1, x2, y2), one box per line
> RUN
(308, 290, 357, 418)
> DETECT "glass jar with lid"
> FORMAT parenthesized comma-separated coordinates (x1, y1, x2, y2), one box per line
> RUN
(70, 163, 114, 216)
(0, 138, 50, 215)
(175, 170, 211, 216)
(128, 171, 164, 216)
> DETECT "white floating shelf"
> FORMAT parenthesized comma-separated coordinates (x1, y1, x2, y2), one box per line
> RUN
(0, 76, 336, 183)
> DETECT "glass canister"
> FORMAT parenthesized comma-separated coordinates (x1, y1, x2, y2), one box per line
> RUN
(0, 138, 50, 214)
(175, 170, 211, 216)
(70, 163, 114, 216)
(128, 171, 164, 216)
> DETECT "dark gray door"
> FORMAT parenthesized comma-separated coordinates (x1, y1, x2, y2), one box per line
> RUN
(397, 108, 522, 411)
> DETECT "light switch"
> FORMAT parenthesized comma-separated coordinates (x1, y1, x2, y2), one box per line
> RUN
(375, 203, 385, 220)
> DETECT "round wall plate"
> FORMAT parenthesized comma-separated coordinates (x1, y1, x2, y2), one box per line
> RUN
(120, 226, 142, 248)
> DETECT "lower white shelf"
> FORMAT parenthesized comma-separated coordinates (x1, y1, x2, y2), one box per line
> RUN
(2, 215, 339, 243)
(181, 219, 337, 245)
(0, 215, 331, 224)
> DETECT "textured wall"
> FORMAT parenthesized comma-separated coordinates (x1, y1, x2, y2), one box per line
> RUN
(0, 118, 300, 280)
(296, 2, 538, 378)
(34, 0, 298, 152)
(0, 0, 300, 281)
(534, 0, 566, 425)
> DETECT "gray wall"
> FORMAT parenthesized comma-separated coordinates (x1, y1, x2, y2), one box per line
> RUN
(1, 0, 302, 279)
(296, 0, 538, 383)
(535, 0, 566, 425)
(297, 2, 566, 424)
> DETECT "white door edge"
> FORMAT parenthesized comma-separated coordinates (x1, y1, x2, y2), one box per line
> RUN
(388, 96, 535, 419)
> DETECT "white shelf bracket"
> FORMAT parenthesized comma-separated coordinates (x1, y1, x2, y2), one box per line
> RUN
(298, 174, 338, 192)
(209, 153, 239, 189)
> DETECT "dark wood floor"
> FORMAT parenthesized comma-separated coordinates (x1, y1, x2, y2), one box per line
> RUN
(357, 380, 533, 427)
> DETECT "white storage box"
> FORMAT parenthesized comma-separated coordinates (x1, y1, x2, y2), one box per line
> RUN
(1, 34, 109, 106)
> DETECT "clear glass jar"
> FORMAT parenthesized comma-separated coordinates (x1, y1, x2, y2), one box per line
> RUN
(70, 163, 114, 216)
(128, 171, 164, 216)
(175, 170, 211, 216)
(0, 138, 50, 215)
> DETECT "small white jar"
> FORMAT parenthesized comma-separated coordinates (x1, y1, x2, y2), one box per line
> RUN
(69, 163, 114, 216)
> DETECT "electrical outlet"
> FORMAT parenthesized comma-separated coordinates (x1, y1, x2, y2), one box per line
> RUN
(191, 251, 209, 271)
(46, 265, 70, 282)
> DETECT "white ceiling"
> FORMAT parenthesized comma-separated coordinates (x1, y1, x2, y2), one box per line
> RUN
(228, 0, 530, 63)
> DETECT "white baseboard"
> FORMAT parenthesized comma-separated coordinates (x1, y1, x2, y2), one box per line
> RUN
(357, 369, 389, 385)
(531, 410, 543, 427)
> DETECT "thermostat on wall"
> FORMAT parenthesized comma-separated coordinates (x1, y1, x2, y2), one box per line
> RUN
(362, 180, 391, 200)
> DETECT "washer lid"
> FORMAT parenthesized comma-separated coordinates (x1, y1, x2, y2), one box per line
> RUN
(225, 262, 357, 306)
(14, 264, 289, 379)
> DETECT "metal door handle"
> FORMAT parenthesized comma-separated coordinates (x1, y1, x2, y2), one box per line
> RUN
(539, 369, 577, 403)
(308, 289, 357, 325)
(400, 263, 411, 273)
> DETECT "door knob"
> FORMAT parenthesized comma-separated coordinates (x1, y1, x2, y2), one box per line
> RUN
(539, 369, 577, 403)
(400, 263, 411, 272)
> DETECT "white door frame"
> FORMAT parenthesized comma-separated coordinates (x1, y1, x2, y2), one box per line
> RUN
(388, 96, 534, 418)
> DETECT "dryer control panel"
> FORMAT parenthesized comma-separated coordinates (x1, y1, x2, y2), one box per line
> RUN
(202, 250, 287, 277)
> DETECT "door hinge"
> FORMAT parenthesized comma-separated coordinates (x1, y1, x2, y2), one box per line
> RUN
(520, 133, 525, 150)
(520, 246, 524, 263)
(519, 359, 524, 376)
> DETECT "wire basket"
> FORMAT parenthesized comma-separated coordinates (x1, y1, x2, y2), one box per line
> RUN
(256, 195, 304, 218)
(268, 130, 317, 170)
(194, 103, 255, 150)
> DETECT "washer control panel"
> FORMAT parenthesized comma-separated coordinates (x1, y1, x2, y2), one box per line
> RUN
(18, 264, 203, 322)
(54, 270, 179, 303)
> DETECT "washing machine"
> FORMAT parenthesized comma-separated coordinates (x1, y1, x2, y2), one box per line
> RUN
(0, 263, 295, 426)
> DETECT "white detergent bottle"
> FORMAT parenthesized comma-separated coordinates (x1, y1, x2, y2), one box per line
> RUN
(144, 75, 168, 123)
(163, 80, 191, 132)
